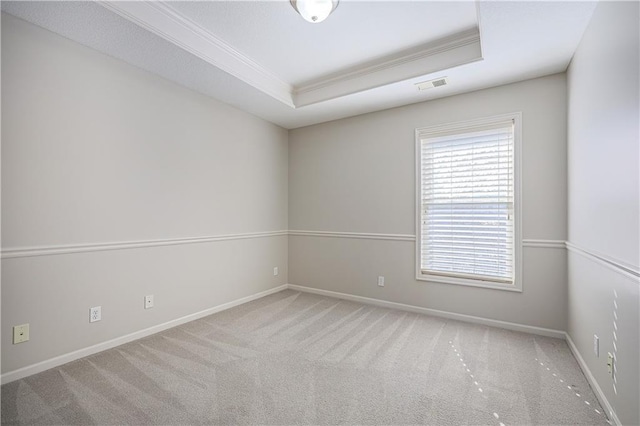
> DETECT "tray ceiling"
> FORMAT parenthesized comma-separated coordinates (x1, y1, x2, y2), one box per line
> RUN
(1, 1, 597, 129)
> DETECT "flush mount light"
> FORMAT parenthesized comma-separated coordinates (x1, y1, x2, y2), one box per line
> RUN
(290, 0, 339, 23)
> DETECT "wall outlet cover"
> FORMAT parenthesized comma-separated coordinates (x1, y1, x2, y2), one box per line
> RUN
(90, 306, 102, 323)
(607, 352, 614, 378)
(13, 324, 30, 344)
(145, 295, 154, 309)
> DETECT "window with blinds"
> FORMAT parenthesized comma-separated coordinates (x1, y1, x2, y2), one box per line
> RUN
(416, 114, 521, 290)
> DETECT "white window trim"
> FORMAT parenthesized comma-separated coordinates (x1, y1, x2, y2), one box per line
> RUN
(414, 112, 523, 292)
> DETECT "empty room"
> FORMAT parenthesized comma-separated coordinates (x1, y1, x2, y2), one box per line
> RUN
(1, 1, 638, 425)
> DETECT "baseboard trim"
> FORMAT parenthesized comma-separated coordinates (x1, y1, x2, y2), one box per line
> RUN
(286, 284, 565, 339)
(0, 284, 288, 385)
(565, 333, 620, 426)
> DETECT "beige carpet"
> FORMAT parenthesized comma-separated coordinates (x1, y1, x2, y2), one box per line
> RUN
(2, 289, 608, 425)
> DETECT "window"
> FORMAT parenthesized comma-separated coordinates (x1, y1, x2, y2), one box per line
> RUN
(415, 113, 522, 291)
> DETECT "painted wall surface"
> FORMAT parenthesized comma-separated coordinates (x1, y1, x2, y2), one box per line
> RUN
(289, 74, 568, 331)
(1, 14, 289, 374)
(566, 2, 640, 425)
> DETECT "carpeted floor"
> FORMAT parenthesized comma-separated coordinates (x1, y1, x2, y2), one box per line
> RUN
(2, 289, 608, 425)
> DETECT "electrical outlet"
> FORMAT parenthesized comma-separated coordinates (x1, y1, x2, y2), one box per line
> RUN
(593, 334, 599, 357)
(89, 306, 101, 323)
(273, 267, 279, 276)
(13, 324, 29, 344)
(144, 295, 154, 309)
(607, 352, 614, 378)
(378, 276, 385, 287)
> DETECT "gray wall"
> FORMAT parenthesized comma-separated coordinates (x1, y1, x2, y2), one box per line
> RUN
(289, 74, 568, 331)
(4, 10, 638, 425)
(566, 2, 640, 425)
(1, 14, 289, 374)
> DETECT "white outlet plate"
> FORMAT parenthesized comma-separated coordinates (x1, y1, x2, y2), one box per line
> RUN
(378, 276, 385, 287)
(593, 334, 599, 357)
(145, 295, 154, 309)
(273, 267, 279, 276)
(13, 324, 30, 344)
(607, 352, 614, 378)
(90, 306, 101, 323)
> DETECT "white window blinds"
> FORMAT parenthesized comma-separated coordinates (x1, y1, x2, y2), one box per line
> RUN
(419, 120, 515, 284)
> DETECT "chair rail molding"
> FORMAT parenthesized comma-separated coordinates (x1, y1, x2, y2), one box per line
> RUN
(288, 230, 416, 242)
(4, 231, 577, 260)
(289, 230, 565, 248)
(1, 230, 288, 259)
(566, 241, 640, 282)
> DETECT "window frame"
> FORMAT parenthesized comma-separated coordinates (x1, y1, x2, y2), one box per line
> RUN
(415, 112, 523, 292)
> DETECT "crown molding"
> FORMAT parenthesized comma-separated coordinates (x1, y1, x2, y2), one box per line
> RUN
(97, 1, 295, 107)
(294, 29, 482, 107)
(97, 2, 482, 110)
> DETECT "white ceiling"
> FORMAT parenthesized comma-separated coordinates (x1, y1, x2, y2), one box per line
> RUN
(2, 1, 597, 129)
(167, 1, 478, 86)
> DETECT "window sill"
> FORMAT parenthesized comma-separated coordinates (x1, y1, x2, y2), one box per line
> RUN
(416, 273, 523, 292)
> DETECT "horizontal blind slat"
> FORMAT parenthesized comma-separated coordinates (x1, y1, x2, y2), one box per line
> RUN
(420, 121, 515, 283)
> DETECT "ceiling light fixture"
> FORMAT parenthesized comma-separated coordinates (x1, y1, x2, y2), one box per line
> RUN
(290, 0, 339, 23)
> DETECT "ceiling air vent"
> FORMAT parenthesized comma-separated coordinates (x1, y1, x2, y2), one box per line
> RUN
(415, 77, 448, 91)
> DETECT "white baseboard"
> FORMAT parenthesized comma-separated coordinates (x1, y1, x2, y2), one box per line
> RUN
(287, 281, 621, 425)
(3, 280, 598, 419)
(565, 333, 620, 426)
(1, 284, 288, 385)
(286, 284, 565, 339)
